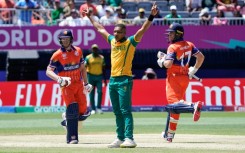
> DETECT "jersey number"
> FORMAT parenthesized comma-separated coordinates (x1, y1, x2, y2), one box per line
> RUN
(179, 51, 191, 67)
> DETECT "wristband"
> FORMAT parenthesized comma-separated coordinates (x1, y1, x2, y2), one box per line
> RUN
(148, 15, 154, 21)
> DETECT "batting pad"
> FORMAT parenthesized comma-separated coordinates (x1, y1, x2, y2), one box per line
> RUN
(78, 110, 91, 121)
(165, 103, 194, 114)
(66, 102, 79, 143)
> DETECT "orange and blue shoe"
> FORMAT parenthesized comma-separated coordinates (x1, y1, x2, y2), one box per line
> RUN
(161, 132, 175, 143)
(193, 101, 203, 122)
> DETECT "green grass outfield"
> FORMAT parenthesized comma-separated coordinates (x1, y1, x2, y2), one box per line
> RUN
(0, 112, 245, 153)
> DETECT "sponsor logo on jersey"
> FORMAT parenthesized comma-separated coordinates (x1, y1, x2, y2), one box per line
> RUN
(64, 64, 79, 70)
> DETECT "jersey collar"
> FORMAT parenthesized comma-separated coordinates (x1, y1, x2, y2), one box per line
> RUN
(117, 37, 127, 43)
(172, 37, 184, 43)
(61, 45, 76, 52)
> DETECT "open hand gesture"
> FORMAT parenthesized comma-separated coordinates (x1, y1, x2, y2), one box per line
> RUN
(82, 8, 91, 17)
(151, 2, 158, 16)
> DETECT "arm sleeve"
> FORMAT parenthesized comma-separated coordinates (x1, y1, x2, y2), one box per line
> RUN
(107, 35, 114, 44)
(165, 46, 175, 61)
(49, 54, 58, 69)
(129, 35, 139, 47)
(84, 56, 89, 65)
(188, 42, 200, 56)
(102, 56, 106, 66)
(78, 48, 85, 64)
(80, 57, 85, 64)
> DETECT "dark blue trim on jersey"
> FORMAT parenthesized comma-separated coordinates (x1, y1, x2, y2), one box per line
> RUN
(61, 45, 76, 52)
(172, 38, 184, 43)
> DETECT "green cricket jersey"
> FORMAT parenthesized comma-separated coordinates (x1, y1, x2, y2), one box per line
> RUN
(107, 35, 139, 77)
(85, 54, 105, 75)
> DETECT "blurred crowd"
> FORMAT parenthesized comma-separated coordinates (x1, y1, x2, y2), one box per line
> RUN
(0, 0, 244, 26)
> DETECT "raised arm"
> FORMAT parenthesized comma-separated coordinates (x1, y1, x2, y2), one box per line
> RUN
(83, 8, 110, 40)
(134, 2, 158, 42)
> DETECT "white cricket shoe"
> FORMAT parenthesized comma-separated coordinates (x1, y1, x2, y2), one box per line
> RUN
(107, 139, 124, 148)
(161, 131, 174, 143)
(96, 108, 103, 114)
(120, 138, 137, 148)
(62, 112, 66, 120)
(91, 110, 96, 115)
(68, 140, 78, 144)
(61, 112, 67, 130)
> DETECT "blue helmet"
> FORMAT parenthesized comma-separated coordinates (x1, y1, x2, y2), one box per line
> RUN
(58, 29, 73, 46)
(166, 22, 184, 35)
(166, 23, 184, 43)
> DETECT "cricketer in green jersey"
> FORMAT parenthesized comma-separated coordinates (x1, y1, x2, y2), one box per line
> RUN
(83, 2, 158, 148)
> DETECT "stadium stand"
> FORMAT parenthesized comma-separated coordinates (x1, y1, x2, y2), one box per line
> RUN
(156, 1, 169, 11)
(209, 11, 217, 18)
(126, 11, 139, 19)
(178, 11, 191, 18)
(237, 0, 245, 6)
(74, 1, 85, 10)
(168, 0, 186, 11)
(160, 11, 170, 17)
(137, 1, 153, 12)
(191, 11, 201, 18)
(122, 2, 138, 12)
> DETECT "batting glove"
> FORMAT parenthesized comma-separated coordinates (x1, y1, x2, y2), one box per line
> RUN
(157, 51, 166, 59)
(188, 66, 198, 79)
(57, 77, 71, 87)
(84, 83, 93, 93)
(157, 58, 165, 68)
(157, 51, 167, 68)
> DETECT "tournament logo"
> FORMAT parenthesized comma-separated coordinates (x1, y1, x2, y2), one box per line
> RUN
(62, 53, 67, 59)
(74, 50, 79, 56)
(63, 30, 68, 35)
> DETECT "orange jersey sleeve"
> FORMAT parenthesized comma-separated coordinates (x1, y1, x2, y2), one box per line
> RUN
(166, 41, 199, 75)
(48, 46, 84, 82)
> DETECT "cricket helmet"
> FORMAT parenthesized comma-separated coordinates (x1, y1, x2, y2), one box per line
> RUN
(166, 22, 184, 36)
(166, 22, 184, 43)
(58, 29, 73, 46)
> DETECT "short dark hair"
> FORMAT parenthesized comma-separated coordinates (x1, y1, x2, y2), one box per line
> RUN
(115, 24, 126, 31)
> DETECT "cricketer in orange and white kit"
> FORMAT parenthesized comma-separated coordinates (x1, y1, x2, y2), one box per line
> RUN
(157, 23, 205, 143)
(46, 29, 93, 144)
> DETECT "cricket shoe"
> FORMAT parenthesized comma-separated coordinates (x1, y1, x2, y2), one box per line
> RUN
(96, 108, 103, 114)
(78, 110, 91, 121)
(166, 137, 173, 143)
(161, 132, 175, 143)
(91, 110, 96, 115)
(61, 112, 67, 130)
(107, 138, 124, 148)
(68, 140, 78, 144)
(120, 138, 137, 148)
(193, 101, 203, 122)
